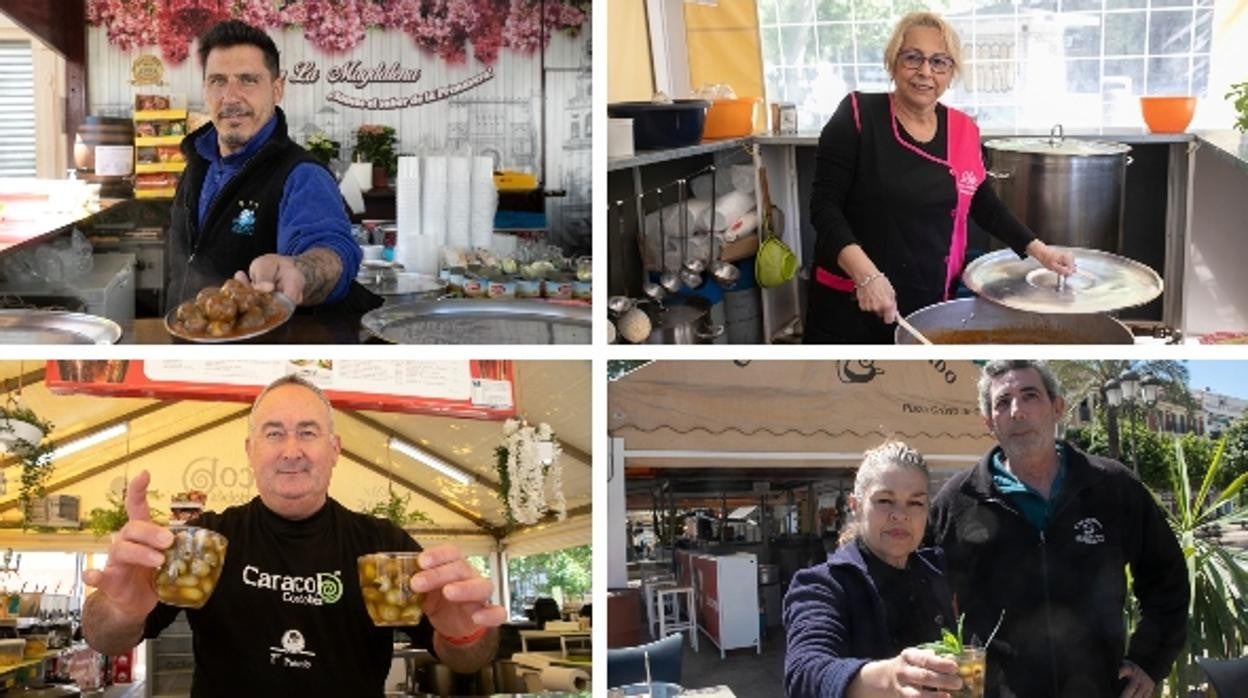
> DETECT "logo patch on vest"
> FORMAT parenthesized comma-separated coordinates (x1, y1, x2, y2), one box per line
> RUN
(956, 170, 980, 196)
(232, 200, 259, 236)
(1073, 517, 1106, 545)
(269, 628, 316, 670)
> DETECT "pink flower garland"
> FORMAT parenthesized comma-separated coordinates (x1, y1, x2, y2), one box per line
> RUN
(86, 0, 588, 64)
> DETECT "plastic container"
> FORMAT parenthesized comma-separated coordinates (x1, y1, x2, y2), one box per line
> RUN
(607, 101, 710, 150)
(0, 638, 25, 666)
(703, 97, 759, 139)
(608, 118, 635, 158)
(22, 633, 48, 658)
(1140, 96, 1196, 133)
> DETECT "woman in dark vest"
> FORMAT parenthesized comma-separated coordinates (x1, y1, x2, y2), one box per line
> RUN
(784, 441, 962, 697)
(804, 11, 1075, 343)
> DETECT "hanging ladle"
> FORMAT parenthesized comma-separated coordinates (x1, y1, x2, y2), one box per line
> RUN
(677, 179, 703, 289)
(657, 188, 682, 293)
(635, 197, 667, 302)
(707, 166, 740, 288)
(681, 178, 705, 276)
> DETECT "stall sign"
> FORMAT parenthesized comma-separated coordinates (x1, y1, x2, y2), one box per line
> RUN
(46, 359, 515, 420)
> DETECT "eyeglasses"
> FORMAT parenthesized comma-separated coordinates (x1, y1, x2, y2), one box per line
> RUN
(897, 49, 955, 74)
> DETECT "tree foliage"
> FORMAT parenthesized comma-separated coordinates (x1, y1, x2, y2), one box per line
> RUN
(507, 544, 592, 601)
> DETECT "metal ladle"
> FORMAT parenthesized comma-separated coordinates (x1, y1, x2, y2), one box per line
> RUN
(680, 179, 705, 276)
(632, 198, 667, 302)
(677, 180, 703, 289)
(707, 166, 740, 288)
(656, 188, 682, 294)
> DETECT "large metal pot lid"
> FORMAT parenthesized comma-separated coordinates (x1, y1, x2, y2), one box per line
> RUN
(963, 247, 1162, 315)
(984, 124, 1131, 156)
(0, 310, 121, 344)
(362, 299, 590, 344)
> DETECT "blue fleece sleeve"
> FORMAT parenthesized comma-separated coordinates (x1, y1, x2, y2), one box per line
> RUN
(277, 163, 360, 303)
(783, 565, 871, 698)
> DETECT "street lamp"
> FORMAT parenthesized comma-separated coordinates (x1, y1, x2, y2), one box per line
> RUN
(1105, 370, 1161, 473)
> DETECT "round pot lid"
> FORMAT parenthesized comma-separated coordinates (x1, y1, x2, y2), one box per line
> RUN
(962, 247, 1162, 315)
(984, 136, 1131, 157)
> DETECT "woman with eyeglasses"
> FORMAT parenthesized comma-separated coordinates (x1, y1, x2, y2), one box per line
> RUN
(784, 442, 963, 698)
(803, 11, 1075, 344)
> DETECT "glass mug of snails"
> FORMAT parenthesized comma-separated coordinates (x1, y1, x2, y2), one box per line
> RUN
(154, 526, 229, 609)
(357, 552, 425, 626)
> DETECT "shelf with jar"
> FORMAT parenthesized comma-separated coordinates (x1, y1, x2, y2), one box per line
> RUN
(133, 94, 188, 200)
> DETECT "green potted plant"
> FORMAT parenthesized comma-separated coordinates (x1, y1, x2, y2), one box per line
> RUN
(1128, 437, 1248, 695)
(0, 402, 55, 524)
(353, 124, 398, 188)
(360, 485, 433, 529)
(304, 131, 340, 167)
(1227, 81, 1248, 133)
(86, 487, 165, 536)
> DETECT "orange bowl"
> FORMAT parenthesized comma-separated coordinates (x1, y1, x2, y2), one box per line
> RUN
(1140, 96, 1195, 133)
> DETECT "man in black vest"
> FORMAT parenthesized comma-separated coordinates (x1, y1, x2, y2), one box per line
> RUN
(166, 20, 371, 314)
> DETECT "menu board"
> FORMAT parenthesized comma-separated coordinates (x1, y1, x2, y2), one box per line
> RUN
(45, 359, 515, 420)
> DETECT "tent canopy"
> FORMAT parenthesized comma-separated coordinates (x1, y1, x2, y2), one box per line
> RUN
(0, 360, 590, 556)
(610, 360, 996, 471)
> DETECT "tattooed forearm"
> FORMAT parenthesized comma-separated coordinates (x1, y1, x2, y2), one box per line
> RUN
(293, 248, 343, 305)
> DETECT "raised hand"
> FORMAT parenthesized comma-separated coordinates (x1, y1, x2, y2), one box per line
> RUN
(409, 544, 508, 639)
(80, 470, 173, 618)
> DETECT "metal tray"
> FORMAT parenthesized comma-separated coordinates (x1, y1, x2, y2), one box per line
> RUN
(361, 299, 592, 344)
(0, 310, 121, 344)
(962, 247, 1162, 315)
(164, 292, 295, 343)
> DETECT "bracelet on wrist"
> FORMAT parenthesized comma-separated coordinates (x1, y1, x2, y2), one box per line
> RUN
(855, 272, 884, 290)
(438, 625, 488, 646)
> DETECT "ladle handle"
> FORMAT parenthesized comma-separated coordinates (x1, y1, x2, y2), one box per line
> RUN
(896, 316, 933, 345)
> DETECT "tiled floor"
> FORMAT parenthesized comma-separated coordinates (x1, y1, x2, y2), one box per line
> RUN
(676, 626, 786, 697)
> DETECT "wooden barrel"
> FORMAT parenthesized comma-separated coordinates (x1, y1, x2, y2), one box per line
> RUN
(76, 116, 134, 196)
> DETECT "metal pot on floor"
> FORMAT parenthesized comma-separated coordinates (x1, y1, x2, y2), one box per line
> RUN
(644, 297, 724, 344)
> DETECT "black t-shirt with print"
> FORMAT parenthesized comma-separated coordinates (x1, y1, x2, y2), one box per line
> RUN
(144, 497, 433, 697)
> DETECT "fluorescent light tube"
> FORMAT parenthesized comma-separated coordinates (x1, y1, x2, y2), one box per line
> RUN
(51, 422, 129, 461)
(388, 437, 473, 485)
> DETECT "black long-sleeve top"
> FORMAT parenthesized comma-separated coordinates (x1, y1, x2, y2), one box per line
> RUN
(804, 92, 1037, 343)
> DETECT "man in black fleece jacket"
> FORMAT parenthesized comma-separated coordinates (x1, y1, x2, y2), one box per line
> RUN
(928, 360, 1188, 698)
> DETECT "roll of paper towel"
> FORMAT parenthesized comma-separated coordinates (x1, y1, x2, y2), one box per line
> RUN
(690, 163, 755, 200)
(540, 666, 590, 691)
(643, 199, 712, 247)
(699, 189, 756, 232)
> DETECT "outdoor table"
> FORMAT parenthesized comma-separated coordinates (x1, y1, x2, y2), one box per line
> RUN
(518, 629, 591, 658)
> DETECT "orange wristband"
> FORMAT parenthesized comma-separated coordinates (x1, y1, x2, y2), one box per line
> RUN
(438, 625, 488, 646)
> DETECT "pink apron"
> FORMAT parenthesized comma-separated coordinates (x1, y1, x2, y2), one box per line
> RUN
(815, 91, 985, 300)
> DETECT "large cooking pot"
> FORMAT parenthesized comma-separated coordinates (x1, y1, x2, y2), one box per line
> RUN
(984, 127, 1131, 254)
(896, 297, 1133, 344)
(644, 298, 724, 344)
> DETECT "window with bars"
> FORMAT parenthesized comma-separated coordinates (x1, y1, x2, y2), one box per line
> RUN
(0, 39, 35, 177)
(756, 0, 1223, 132)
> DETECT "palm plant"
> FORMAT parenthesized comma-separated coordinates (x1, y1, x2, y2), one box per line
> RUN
(1156, 437, 1248, 695)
